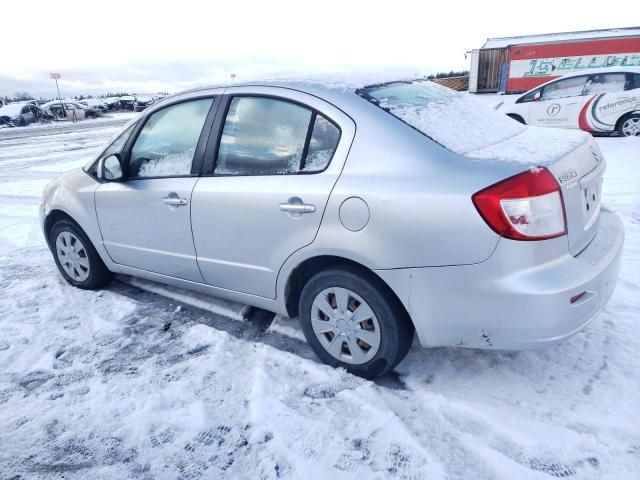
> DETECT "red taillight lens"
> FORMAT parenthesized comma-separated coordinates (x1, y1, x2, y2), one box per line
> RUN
(472, 167, 567, 241)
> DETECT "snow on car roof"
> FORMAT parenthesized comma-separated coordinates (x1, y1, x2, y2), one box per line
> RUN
(483, 26, 640, 49)
(517, 67, 640, 94)
(547, 66, 640, 79)
(0, 103, 24, 116)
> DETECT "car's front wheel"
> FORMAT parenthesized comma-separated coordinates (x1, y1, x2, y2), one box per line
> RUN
(299, 267, 414, 379)
(618, 113, 640, 137)
(49, 219, 114, 289)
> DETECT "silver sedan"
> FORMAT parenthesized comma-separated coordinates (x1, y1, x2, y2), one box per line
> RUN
(40, 80, 624, 379)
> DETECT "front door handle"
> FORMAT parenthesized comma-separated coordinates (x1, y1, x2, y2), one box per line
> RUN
(162, 193, 188, 206)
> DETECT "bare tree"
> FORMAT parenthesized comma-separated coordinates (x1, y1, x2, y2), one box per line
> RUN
(12, 91, 34, 101)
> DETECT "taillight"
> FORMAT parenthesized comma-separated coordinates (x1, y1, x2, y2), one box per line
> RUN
(472, 167, 567, 241)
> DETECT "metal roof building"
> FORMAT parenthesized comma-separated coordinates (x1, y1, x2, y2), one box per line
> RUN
(469, 27, 640, 94)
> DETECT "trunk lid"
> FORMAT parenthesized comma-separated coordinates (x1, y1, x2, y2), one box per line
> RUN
(546, 138, 605, 256)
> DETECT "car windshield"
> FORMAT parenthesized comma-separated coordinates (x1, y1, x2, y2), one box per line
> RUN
(0, 104, 25, 116)
(359, 81, 526, 155)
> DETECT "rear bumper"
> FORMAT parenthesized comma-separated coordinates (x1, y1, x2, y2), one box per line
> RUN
(376, 209, 624, 349)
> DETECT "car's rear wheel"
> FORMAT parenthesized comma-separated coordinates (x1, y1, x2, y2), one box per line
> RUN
(618, 114, 640, 137)
(299, 267, 414, 379)
(49, 219, 114, 289)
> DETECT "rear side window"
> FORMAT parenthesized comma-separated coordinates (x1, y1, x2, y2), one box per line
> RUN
(583, 73, 627, 94)
(303, 114, 340, 172)
(631, 73, 640, 90)
(215, 96, 340, 175)
(129, 98, 213, 179)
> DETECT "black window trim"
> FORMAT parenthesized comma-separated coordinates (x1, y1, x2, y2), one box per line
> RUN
(201, 93, 342, 178)
(84, 94, 220, 183)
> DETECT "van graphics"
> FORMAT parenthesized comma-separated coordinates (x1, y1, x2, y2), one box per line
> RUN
(510, 53, 640, 78)
(580, 93, 640, 131)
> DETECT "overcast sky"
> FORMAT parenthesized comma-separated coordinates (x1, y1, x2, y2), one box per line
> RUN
(2, 0, 638, 98)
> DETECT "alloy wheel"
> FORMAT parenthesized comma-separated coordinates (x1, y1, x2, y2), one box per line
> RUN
(622, 117, 640, 137)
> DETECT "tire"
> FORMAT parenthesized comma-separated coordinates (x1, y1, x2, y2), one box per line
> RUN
(49, 219, 114, 289)
(507, 113, 526, 125)
(299, 266, 414, 379)
(617, 113, 640, 137)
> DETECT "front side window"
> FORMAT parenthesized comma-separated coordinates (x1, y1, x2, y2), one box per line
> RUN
(517, 88, 541, 103)
(86, 122, 137, 176)
(129, 98, 213, 178)
(583, 73, 627, 94)
(103, 123, 136, 158)
(541, 76, 588, 100)
(215, 97, 312, 175)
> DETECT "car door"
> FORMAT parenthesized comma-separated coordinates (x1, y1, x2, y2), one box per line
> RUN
(95, 96, 218, 282)
(531, 75, 589, 129)
(21, 106, 33, 123)
(191, 87, 355, 298)
(510, 87, 541, 124)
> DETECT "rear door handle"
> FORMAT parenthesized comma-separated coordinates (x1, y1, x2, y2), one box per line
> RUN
(163, 194, 188, 206)
(280, 197, 316, 215)
(279, 203, 316, 213)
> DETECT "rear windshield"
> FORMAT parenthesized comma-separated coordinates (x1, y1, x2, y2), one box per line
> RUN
(358, 81, 525, 155)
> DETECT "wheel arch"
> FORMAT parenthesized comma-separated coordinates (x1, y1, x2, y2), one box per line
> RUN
(43, 209, 81, 247)
(283, 254, 412, 328)
(506, 113, 526, 124)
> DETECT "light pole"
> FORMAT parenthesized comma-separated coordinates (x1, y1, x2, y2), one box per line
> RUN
(49, 73, 66, 120)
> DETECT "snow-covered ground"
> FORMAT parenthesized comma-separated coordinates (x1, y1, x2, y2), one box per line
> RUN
(1, 113, 639, 479)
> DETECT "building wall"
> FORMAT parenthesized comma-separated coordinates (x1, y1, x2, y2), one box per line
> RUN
(430, 76, 469, 91)
(506, 37, 640, 93)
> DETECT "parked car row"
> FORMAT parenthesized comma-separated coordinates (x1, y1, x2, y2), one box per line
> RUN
(0, 100, 94, 127)
(0, 94, 167, 127)
(102, 94, 165, 112)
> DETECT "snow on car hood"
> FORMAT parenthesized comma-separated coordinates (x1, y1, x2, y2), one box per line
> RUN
(365, 82, 589, 166)
(0, 104, 24, 117)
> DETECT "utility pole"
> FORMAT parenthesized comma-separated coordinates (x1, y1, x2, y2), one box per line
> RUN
(49, 73, 66, 121)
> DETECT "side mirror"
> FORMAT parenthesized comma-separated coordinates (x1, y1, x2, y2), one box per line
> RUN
(533, 91, 542, 102)
(97, 153, 124, 181)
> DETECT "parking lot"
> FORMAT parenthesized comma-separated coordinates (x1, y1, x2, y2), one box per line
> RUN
(1, 113, 639, 479)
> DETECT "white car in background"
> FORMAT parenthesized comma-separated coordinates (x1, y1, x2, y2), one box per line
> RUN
(498, 68, 640, 137)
